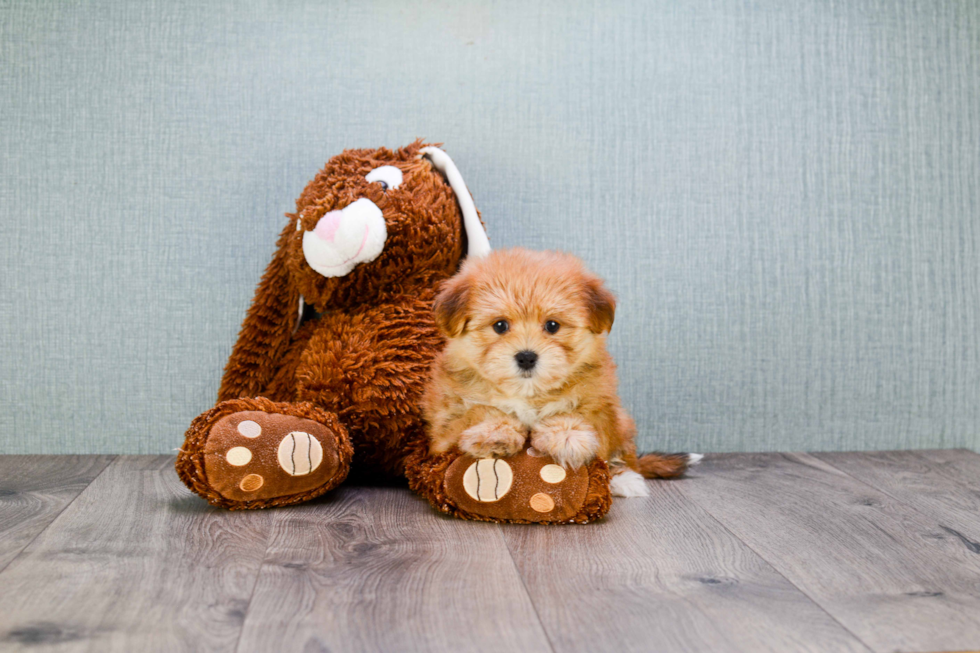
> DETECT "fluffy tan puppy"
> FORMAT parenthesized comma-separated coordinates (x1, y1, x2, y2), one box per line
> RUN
(424, 248, 699, 497)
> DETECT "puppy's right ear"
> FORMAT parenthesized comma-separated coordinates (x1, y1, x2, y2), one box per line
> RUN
(433, 274, 470, 337)
(217, 221, 300, 402)
(584, 276, 616, 334)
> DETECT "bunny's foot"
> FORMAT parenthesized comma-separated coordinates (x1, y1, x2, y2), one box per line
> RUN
(406, 446, 612, 524)
(177, 398, 352, 509)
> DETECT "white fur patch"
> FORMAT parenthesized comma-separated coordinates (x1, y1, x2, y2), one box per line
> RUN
(458, 419, 526, 458)
(688, 453, 704, 465)
(530, 417, 599, 470)
(302, 198, 387, 277)
(610, 469, 649, 498)
(489, 397, 540, 427)
(479, 395, 579, 429)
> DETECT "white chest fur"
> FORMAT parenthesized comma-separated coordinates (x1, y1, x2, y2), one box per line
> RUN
(465, 395, 579, 427)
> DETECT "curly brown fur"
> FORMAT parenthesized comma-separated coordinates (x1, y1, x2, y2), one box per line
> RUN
(218, 142, 463, 409)
(203, 141, 467, 478)
(179, 142, 491, 512)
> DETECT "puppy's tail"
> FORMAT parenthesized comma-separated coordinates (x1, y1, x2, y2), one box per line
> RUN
(636, 452, 703, 479)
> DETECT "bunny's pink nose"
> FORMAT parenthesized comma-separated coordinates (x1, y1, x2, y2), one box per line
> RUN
(313, 210, 343, 242)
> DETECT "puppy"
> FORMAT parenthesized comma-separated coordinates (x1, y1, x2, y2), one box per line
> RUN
(423, 248, 699, 497)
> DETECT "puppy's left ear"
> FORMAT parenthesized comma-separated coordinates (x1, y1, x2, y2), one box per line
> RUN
(584, 277, 616, 334)
(433, 274, 471, 337)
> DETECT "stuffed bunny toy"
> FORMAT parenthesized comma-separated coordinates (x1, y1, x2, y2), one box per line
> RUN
(177, 141, 613, 523)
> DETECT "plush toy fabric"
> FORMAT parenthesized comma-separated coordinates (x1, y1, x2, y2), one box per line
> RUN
(176, 141, 613, 521)
(405, 447, 613, 524)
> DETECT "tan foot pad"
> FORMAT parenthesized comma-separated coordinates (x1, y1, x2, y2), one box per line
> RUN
(203, 411, 342, 503)
(444, 448, 592, 523)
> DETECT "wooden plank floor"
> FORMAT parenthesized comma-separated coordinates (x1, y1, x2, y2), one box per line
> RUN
(0, 451, 979, 652)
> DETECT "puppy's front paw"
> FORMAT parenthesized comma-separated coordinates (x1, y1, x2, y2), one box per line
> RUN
(531, 416, 599, 470)
(460, 419, 527, 458)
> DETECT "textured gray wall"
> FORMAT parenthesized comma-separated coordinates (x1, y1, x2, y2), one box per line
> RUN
(1, 0, 978, 455)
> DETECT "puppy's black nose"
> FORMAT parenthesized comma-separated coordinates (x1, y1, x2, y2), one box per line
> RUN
(515, 350, 538, 371)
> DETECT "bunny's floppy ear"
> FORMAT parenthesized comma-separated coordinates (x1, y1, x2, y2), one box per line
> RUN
(217, 222, 300, 402)
(420, 147, 491, 259)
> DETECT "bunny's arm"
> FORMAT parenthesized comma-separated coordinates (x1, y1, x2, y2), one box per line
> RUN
(218, 222, 300, 401)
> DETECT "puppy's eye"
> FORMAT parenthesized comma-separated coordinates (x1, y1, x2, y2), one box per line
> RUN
(544, 320, 560, 334)
(492, 320, 509, 335)
(365, 165, 403, 191)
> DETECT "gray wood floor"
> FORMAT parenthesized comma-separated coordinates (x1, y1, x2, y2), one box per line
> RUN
(1, 451, 980, 653)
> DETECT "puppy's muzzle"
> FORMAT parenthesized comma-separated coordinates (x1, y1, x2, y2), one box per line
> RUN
(515, 350, 538, 372)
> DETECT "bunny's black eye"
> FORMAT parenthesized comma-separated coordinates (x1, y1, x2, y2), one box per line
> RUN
(493, 320, 509, 335)
(365, 165, 402, 191)
(544, 320, 560, 334)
